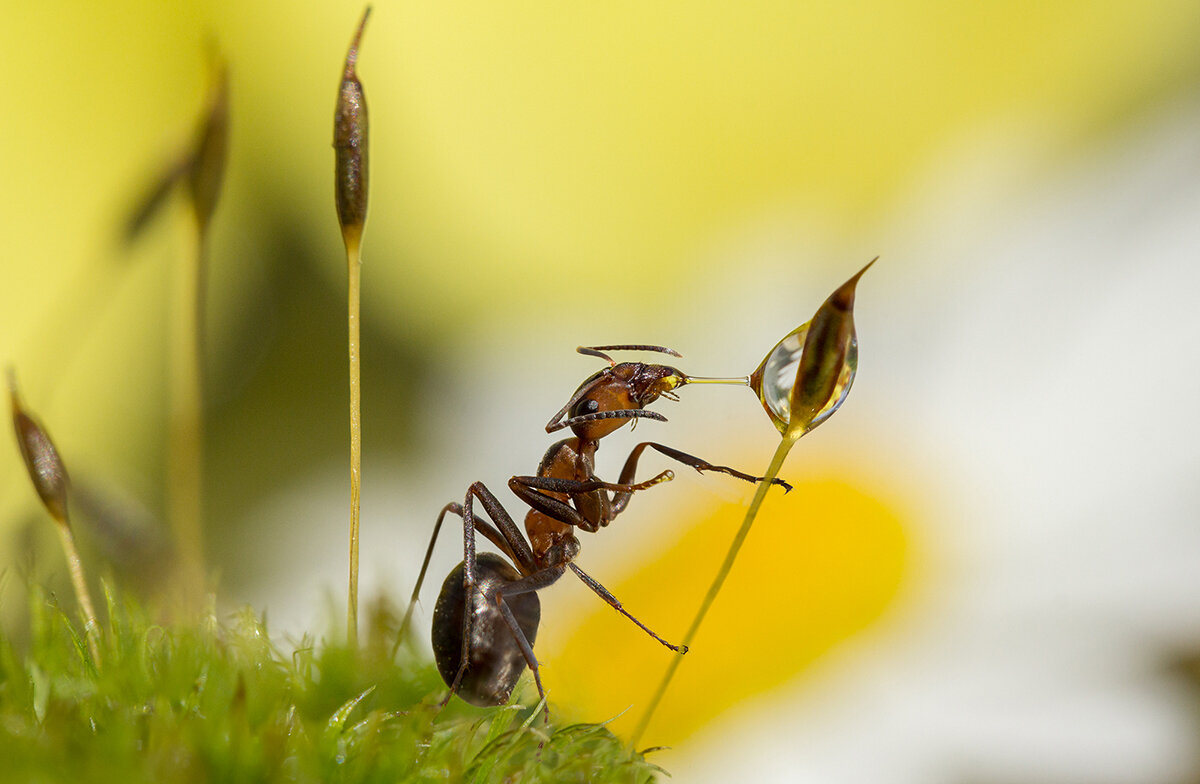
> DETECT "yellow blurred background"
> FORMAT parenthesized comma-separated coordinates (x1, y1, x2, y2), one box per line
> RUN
(3, 1, 1200, 781)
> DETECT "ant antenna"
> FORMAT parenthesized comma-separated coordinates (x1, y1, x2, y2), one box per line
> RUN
(548, 408, 668, 434)
(577, 345, 683, 365)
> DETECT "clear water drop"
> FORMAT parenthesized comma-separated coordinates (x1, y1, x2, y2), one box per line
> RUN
(749, 322, 857, 435)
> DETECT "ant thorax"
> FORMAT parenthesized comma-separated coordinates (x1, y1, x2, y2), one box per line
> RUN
(525, 438, 594, 561)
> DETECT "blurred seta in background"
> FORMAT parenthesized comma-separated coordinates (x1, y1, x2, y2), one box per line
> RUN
(2, 2, 1199, 782)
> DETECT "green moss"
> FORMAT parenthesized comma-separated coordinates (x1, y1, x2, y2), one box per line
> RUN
(0, 584, 661, 783)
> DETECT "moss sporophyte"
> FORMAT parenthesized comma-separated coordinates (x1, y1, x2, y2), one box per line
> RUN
(335, 6, 371, 649)
(9, 370, 101, 665)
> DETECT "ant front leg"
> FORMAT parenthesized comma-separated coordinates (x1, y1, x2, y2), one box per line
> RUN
(508, 471, 674, 532)
(609, 442, 792, 517)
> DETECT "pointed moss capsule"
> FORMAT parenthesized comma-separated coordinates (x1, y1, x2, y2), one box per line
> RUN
(334, 7, 371, 251)
(750, 259, 875, 437)
(188, 59, 229, 236)
(9, 371, 70, 527)
(9, 370, 102, 664)
(122, 55, 227, 244)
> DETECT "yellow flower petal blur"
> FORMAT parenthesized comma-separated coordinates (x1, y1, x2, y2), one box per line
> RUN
(543, 473, 909, 745)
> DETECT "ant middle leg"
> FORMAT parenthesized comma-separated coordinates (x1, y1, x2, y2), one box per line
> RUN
(448, 482, 532, 689)
(399, 489, 529, 647)
(440, 481, 558, 708)
(462, 481, 537, 573)
(609, 441, 793, 516)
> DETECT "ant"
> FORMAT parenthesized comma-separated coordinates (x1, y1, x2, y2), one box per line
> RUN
(400, 345, 790, 716)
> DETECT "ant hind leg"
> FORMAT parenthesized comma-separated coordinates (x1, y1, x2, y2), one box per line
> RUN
(397, 501, 462, 654)
(567, 562, 687, 653)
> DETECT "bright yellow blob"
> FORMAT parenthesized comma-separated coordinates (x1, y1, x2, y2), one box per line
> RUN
(544, 474, 908, 745)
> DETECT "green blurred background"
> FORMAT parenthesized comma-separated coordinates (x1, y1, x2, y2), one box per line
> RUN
(3, 1, 1200, 779)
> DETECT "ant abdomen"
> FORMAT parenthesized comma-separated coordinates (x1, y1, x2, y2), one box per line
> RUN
(432, 553, 541, 707)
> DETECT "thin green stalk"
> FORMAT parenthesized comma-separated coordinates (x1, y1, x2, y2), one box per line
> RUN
(632, 432, 798, 746)
(55, 522, 102, 665)
(346, 236, 363, 646)
(632, 259, 872, 745)
(168, 55, 227, 612)
(167, 218, 207, 607)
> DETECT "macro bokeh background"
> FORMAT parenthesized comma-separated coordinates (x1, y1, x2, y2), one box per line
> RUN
(3, 2, 1200, 781)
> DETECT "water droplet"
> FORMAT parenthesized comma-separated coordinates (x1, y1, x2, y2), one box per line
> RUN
(749, 321, 857, 436)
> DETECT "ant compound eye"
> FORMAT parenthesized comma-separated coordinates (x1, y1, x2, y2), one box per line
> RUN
(572, 398, 600, 418)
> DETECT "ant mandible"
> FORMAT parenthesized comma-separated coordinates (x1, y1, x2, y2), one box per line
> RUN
(401, 344, 791, 716)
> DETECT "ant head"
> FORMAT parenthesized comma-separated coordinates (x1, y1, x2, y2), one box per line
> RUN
(620, 362, 686, 406)
(565, 363, 686, 440)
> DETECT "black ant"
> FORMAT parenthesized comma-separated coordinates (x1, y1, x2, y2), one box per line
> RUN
(400, 345, 790, 716)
